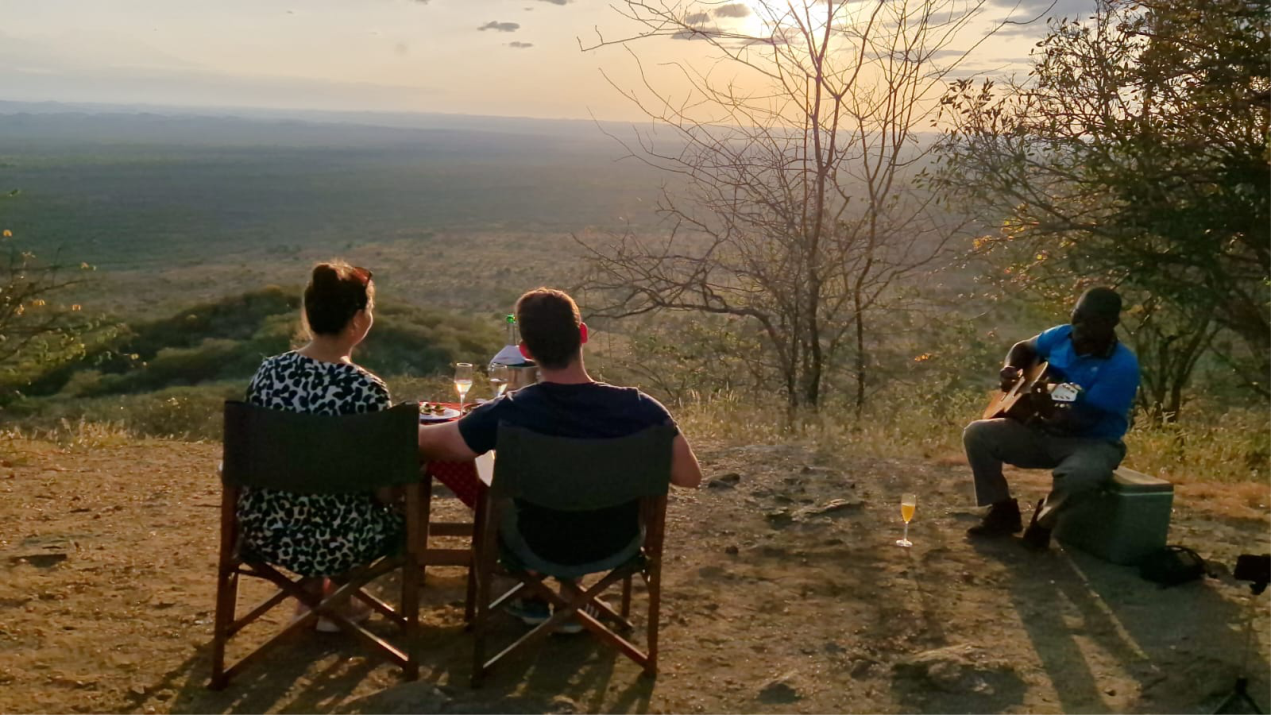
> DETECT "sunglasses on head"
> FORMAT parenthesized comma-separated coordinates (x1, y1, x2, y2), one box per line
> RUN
(352, 266, 373, 286)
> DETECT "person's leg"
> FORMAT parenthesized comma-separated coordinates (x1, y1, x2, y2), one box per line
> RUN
(554, 578, 608, 635)
(1034, 439, 1126, 530)
(315, 575, 373, 632)
(964, 419, 1058, 505)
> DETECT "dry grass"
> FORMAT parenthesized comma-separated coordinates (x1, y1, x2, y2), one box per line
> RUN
(6, 381, 1264, 489)
(676, 390, 1268, 486)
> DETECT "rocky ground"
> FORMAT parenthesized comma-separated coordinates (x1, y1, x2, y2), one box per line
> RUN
(1, 437, 1268, 714)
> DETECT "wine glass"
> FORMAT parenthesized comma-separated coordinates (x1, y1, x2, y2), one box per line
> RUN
(489, 363, 510, 398)
(897, 493, 916, 548)
(454, 363, 474, 410)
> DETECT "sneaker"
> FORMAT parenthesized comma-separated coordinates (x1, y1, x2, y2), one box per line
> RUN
(966, 498, 1023, 538)
(315, 601, 373, 633)
(554, 601, 606, 636)
(505, 597, 551, 627)
(1022, 498, 1052, 551)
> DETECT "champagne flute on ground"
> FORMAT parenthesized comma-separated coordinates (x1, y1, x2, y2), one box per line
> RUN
(489, 363, 510, 399)
(454, 363, 474, 411)
(897, 493, 916, 548)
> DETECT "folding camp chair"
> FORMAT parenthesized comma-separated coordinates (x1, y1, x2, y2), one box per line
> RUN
(469, 424, 675, 687)
(210, 400, 424, 690)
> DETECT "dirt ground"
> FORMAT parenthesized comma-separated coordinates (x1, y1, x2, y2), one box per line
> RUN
(1, 437, 1268, 714)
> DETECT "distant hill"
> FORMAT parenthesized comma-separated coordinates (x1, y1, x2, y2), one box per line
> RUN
(15, 286, 502, 400)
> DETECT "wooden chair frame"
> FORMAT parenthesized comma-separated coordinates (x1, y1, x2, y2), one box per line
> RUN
(210, 401, 426, 690)
(470, 494, 666, 686)
(418, 470, 479, 622)
(468, 425, 674, 687)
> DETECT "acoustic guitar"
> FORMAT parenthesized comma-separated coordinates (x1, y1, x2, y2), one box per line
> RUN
(982, 360, 1050, 421)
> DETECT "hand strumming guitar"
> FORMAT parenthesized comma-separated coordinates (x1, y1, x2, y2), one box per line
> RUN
(1028, 380, 1059, 419)
(999, 366, 1023, 392)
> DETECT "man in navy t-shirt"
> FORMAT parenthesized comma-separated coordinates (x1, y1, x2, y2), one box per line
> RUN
(964, 287, 1140, 550)
(418, 288, 703, 624)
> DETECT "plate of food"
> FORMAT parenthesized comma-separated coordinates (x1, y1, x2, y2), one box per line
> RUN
(418, 403, 461, 422)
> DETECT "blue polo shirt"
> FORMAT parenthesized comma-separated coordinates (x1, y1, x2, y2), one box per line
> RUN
(1035, 324, 1139, 440)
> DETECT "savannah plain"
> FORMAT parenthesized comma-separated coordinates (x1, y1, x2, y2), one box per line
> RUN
(0, 106, 1267, 714)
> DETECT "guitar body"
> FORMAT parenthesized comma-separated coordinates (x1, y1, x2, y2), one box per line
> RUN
(983, 360, 1050, 421)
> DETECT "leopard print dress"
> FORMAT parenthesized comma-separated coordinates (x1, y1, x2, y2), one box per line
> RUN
(236, 351, 404, 577)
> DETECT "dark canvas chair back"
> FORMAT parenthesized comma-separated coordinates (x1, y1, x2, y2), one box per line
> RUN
(471, 422, 676, 685)
(491, 423, 674, 510)
(222, 400, 420, 494)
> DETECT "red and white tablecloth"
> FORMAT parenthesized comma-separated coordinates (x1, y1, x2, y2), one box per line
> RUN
(420, 402, 483, 509)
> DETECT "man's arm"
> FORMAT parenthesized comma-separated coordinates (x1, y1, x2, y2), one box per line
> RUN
(1005, 337, 1040, 370)
(670, 434, 703, 489)
(999, 336, 1041, 390)
(418, 422, 480, 463)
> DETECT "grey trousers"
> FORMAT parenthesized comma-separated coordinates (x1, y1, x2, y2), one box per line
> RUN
(963, 418, 1126, 529)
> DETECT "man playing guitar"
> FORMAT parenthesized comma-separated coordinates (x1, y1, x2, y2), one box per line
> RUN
(964, 287, 1141, 550)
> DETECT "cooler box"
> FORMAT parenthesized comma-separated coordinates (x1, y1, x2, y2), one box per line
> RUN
(1054, 467, 1174, 565)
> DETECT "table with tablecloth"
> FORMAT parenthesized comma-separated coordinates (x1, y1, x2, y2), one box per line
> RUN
(420, 402, 484, 509)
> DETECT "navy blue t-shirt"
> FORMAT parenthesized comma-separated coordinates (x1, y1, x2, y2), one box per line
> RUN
(457, 381, 677, 564)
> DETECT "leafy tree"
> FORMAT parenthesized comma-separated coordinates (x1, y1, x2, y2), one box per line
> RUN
(934, 0, 1270, 413)
(0, 189, 98, 394)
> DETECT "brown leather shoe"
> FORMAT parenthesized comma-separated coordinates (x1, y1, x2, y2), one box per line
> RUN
(967, 498, 1023, 537)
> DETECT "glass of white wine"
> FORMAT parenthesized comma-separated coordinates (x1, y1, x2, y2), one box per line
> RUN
(897, 493, 916, 548)
(454, 363, 474, 411)
(489, 363, 510, 399)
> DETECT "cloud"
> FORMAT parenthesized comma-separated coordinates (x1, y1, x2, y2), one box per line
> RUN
(713, 3, 752, 18)
(507, 41, 534, 49)
(684, 12, 711, 24)
(672, 26, 723, 40)
(990, 0, 1094, 13)
(478, 21, 520, 32)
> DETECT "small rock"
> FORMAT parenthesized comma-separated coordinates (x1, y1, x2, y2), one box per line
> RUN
(765, 509, 793, 528)
(549, 695, 578, 713)
(850, 658, 875, 678)
(758, 672, 802, 703)
(794, 499, 863, 519)
(824, 641, 846, 654)
(894, 644, 1015, 696)
(9, 553, 68, 568)
(724, 545, 739, 555)
(707, 472, 742, 489)
(1105, 687, 1117, 696)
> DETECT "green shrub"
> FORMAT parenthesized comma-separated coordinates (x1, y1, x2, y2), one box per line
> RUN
(12, 287, 502, 401)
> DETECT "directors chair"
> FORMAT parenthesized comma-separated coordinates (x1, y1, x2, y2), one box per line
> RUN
(210, 400, 424, 689)
(470, 424, 675, 686)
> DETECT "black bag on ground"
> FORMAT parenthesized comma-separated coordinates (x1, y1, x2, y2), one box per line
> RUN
(1139, 545, 1207, 587)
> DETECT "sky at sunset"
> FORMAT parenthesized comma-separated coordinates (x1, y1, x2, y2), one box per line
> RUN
(0, 0, 1098, 121)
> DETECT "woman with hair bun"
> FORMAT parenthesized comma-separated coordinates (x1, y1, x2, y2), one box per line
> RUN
(236, 260, 400, 629)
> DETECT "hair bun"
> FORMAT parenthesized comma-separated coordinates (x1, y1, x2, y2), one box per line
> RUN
(312, 263, 340, 287)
